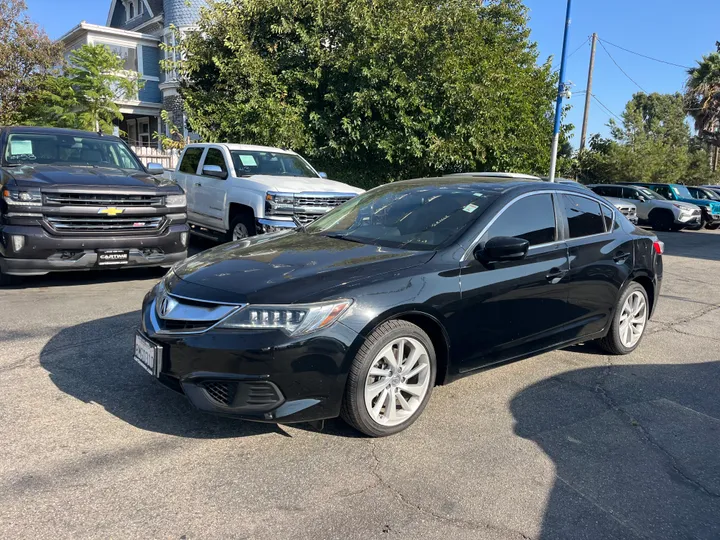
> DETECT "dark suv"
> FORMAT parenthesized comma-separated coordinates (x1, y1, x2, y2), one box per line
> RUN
(0, 127, 189, 283)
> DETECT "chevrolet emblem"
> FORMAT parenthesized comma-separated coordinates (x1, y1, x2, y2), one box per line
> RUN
(98, 207, 124, 216)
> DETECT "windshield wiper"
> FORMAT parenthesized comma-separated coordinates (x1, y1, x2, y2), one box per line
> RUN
(323, 233, 366, 244)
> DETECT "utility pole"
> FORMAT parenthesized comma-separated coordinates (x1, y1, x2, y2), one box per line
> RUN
(580, 33, 598, 151)
(549, 0, 573, 182)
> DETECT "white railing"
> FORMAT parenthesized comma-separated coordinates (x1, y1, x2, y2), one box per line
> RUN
(130, 146, 179, 170)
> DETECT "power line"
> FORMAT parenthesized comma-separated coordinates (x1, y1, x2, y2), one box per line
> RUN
(598, 38, 693, 70)
(598, 39, 647, 93)
(591, 93, 623, 122)
(552, 37, 590, 72)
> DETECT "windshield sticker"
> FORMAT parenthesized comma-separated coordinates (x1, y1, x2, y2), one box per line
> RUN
(473, 193, 486, 198)
(463, 203, 479, 213)
(239, 155, 257, 167)
(10, 140, 33, 156)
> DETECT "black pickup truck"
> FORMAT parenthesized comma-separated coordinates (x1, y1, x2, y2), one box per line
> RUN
(0, 126, 189, 284)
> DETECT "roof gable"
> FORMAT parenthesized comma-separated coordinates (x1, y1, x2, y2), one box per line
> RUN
(107, 0, 162, 29)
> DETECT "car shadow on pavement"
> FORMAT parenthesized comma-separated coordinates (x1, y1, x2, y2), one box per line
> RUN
(39, 311, 287, 439)
(511, 360, 720, 539)
(655, 230, 720, 262)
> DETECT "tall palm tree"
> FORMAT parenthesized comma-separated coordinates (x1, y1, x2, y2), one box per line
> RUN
(685, 50, 720, 170)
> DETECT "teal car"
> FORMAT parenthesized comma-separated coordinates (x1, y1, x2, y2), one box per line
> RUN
(627, 183, 720, 230)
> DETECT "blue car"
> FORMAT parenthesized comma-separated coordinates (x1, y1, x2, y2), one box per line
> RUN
(624, 183, 720, 230)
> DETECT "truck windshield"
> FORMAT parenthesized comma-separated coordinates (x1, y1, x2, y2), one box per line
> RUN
(4, 133, 143, 171)
(230, 151, 318, 178)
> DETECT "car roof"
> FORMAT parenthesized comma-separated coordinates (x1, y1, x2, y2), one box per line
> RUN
(389, 175, 597, 197)
(1, 126, 122, 141)
(446, 172, 541, 180)
(186, 142, 298, 155)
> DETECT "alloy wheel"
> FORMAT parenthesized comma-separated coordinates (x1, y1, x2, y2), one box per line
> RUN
(618, 291, 647, 348)
(364, 337, 431, 427)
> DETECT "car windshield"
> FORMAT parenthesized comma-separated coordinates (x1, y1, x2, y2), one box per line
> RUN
(636, 186, 666, 200)
(3, 133, 143, 170)
(670, 185, 694, 199)
(700, 189, 720, 201)
(305, 182, 502, 250)
(229, 151, 318, 178)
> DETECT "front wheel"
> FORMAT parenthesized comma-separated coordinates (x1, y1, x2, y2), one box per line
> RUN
(341, 320, 436, 437)
(706, 222, 720, 231)
(597, 282, 649, 355)
(226, 213, 256, 242)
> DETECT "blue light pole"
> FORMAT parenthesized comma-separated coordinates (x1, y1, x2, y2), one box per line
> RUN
(549, 0, 573, 182)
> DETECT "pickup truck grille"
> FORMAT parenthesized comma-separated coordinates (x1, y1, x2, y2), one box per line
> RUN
(294, 195, 354, 208)
(46, 215, 165, 232)
(44, 193, 164, 207)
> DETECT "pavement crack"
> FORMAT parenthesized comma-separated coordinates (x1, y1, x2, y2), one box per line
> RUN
(366, 440, 534, 539)
(594, 357, 720, 499)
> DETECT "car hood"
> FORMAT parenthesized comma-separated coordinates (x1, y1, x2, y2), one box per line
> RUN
(169, 232, 434, 304)
(678, 197, 720, 212)
(246, 174, 364, 195)
(5, 164, 178, 190)
(605, 197, 635, 209)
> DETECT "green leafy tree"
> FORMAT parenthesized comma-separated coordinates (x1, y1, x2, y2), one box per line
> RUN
(179, 0, 559, 188)
(578, 93, 702, 184)
(19, 44, 143, 133)
(0, 0, 61, 125)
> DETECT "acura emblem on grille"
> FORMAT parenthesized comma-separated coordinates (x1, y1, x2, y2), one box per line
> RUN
(157, 294, 178, 318)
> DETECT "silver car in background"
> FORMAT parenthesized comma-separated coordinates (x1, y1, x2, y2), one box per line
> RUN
(589, 184, 701, 231)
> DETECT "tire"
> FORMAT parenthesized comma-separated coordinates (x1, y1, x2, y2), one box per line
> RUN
(341, 320, 437, 437)
(705, 222, 720, 231)
(597, 282, 649, 355)
(650, 210, 674, 232)
(226, 213, 256, 243)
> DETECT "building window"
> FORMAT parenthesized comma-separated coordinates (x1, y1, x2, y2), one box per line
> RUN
(124, 0, 143, 22)
(129, 2, 134, 19)
(95, 42, 138, 72)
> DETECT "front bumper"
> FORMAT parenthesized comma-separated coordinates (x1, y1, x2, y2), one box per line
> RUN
(0, 223, 189, 275)
(139, 292, 359, 423)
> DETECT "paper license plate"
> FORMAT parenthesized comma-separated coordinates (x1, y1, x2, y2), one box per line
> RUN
(134, 332, 161, 376)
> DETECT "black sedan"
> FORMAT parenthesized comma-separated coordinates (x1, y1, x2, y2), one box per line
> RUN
(135, 176, 663, 437)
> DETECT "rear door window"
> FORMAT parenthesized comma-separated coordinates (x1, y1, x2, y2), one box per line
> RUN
(562, 195, 606, 239)
(179, 147, 204, 174)
(483, 194, 557, 247)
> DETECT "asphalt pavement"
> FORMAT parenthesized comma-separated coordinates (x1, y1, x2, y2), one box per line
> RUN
(1, 230, 719, 539)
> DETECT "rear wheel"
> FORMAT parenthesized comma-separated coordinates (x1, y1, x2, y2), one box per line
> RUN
(598, 282, 649, 355)
(341, 320, 436, 437)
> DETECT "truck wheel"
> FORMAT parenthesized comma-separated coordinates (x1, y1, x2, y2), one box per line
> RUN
(227, 214, 256, 242)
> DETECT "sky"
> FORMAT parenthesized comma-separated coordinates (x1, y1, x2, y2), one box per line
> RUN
(25, 0, 720, 146)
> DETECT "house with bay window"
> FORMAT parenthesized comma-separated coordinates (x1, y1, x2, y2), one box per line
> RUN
(59, 0, 206, 148)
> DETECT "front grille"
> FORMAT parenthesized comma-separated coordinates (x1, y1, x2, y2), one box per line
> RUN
(46, 215, 164, 232)
(44, 192, 164, 206)
(294, 195, 354, 208)
(294, 212, 322, 225)
(160, 320, 213, 332)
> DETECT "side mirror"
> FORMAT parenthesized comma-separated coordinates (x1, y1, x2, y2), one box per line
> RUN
(638, 196, 646, 203)
(202, 164, 228, 179)
(318, 172, 328, 179)
(146, 163, 165, 175)
(475, 236, 529, 263)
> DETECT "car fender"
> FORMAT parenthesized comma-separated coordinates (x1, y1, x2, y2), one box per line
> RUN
(224, 179, 269, 229)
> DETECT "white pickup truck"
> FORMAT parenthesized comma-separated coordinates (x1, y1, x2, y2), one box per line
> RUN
(168, 143, 364, 241)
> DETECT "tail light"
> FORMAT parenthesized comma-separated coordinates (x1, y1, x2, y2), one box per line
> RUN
(653, 240, 665, 255)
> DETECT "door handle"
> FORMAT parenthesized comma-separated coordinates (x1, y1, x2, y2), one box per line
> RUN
(613, 252, 630, 264)
(546, 268, 567, 284)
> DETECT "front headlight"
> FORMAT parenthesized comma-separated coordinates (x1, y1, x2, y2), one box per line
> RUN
(2, 188, 42, 205)
(166, 193, 187, 208)
(217, 299, 352, 335)
(266, 191, 295, 215)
